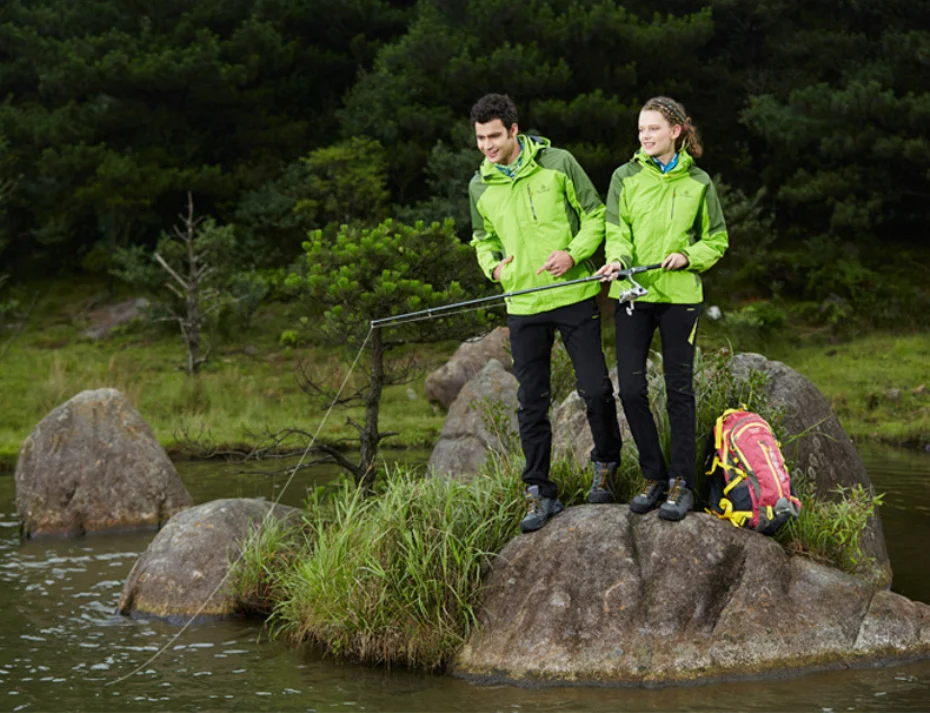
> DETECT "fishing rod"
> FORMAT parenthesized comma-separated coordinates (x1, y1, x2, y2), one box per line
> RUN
(370, 262, 662, 328)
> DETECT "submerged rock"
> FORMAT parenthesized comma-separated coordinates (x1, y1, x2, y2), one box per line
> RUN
(118, 498, 298, 619)
(732, 353, 891, 587)
(453, 506, 929, 686)
(15, 388, 191, 537)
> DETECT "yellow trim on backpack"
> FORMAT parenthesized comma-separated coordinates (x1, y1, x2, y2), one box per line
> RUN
(707, 408, 757, 529)
(722, 470, 746, 495)
(761, 443, 785, 499)
(709, 497, 752, 528)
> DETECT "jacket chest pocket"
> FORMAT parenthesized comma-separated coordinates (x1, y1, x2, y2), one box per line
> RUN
(521, 179, 562, 226)
(668, 188, 703, 231)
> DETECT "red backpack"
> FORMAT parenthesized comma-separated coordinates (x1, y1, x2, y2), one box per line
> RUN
(705, 408, 802, 535)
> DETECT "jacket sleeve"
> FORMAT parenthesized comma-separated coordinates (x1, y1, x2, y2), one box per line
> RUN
(681, 180, 728, 273)
(561, 153, 606, 264)
(605, 169, 634, 269)
(468, 182, 505, 282)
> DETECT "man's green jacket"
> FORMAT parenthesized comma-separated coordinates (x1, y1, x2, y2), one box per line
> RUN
(469, 135, 605, 315)
(605, 148, 728, 304)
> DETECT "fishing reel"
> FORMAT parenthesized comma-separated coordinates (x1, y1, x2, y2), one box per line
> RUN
(617, 275, 648, 316)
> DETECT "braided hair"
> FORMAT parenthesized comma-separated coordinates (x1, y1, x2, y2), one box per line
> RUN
(641, 96, 703, 159)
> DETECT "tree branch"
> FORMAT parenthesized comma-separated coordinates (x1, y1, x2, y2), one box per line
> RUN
(154, 251, 190, 291)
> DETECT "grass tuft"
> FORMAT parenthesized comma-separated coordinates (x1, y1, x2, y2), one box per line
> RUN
(776, 481, 885, 578)
(267, 465, 523, 670)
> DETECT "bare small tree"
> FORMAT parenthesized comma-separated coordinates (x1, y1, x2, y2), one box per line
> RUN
(112, 193, 237, 375)
(155, 195, 215, 374)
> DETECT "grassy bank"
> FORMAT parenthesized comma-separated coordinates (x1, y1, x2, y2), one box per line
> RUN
(1, 279, 927, 472)
(765, 332, 930, 448)
(0, 278, 455, 470)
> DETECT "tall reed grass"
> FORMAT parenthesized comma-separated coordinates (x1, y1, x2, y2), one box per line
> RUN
(234, 462, 526, 670)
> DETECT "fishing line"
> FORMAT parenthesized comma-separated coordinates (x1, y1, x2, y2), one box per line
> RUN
(107, 328, 374, 687)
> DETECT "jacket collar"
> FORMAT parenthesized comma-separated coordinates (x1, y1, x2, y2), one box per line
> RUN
(479, 134, 550, 183)
(633, 147, 694, 176)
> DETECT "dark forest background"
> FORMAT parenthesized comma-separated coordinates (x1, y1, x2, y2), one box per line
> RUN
(2, 0, 929, 328)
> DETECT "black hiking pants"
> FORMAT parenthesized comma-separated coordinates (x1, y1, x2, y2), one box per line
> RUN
(508, 297, 622, 499)
(614, 302, 701, 488)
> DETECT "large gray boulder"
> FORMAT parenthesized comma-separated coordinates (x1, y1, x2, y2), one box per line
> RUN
(15, 388, 192, 537)
(428, 359, 519, 479)
(425, 327, 512, 408)
(453, 506, 930, 686)
(732, 353, 891, 587)
(118, 498, 298, 619)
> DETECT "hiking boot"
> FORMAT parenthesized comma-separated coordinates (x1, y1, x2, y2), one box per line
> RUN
(520, 485, 564, 533)
(587, 461, 618, 504)
(659, 477, 693, 521)
(629, 478, 668, 514)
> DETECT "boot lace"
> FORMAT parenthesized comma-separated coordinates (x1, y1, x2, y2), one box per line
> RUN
(525, 490, 542, 515)
(666, 478, 687, 504)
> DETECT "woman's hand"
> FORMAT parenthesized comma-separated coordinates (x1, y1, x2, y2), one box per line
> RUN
(595, 261, 624, 282)
(662, 252, 690, 270)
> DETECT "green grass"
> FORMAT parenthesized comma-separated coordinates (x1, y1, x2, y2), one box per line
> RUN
(766, 332, 930, 447)
(233, 462, 526, 670)
(0, 278, 456, 469)
(776, 480, 885, 582)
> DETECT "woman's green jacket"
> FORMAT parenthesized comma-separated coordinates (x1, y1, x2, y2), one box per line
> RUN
(605, 148, 728, 304)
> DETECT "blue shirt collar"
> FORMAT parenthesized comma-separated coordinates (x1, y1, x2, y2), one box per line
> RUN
(651, 152, 680, 174)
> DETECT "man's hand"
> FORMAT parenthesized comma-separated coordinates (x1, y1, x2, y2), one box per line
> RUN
(537, 250, 574, 277)
(595, 261, 624, 282)
(492, 255, 514, 282)
(662, 252, 690, 270)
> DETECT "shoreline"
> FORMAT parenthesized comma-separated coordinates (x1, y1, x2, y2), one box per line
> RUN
(1, 434, 926, 476)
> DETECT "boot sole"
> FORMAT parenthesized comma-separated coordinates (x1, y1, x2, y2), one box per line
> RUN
(629, 500, 663, 514)
(658, 507, 689, 521)
(520, 502, 564, 533)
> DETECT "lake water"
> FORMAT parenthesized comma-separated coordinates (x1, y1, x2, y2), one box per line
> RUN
(1, 445, 929, 712)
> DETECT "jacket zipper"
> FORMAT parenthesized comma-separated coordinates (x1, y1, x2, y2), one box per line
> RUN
(670, 187, 676, 221)
(527, 186, 538, 221)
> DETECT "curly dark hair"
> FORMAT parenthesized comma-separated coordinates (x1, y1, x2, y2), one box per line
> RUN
(470, 93, 518, 128)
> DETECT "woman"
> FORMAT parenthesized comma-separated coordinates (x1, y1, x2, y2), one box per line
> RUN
(596, 96, 728, 521)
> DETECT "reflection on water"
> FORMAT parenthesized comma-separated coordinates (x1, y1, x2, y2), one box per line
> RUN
(858, 445, 930, 603)
(0, 446, 929, 712)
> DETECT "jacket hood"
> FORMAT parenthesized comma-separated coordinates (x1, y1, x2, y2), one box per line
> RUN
(479, 134, 551, 182)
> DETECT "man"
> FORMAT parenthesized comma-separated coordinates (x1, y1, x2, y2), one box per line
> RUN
(468, 93, 622, 533)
